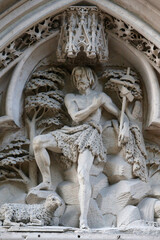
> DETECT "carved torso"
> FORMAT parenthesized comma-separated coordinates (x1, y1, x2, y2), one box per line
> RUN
(65, 91, 102, 124)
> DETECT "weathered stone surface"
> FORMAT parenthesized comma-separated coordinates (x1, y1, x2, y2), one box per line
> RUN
(103, 213, 117, 227)
(138, 197, 157, 221)
(90, 164, 104, 177)
(1, 0, 160, 233)
(150, 184, 160, 199)
(26, 190, 65, 218)
(57, 181, 79, 205)
(51, 216, 61, 226)
(154, 200, 160, 218)
(117, 205, 141, 227)
(102, 123, 120, 155)
(26, 190, 50, 204)
(155, 217, 160, 224)
(63, 164, 78, 183)
(97, 179, 151, 215)
(0, 184, 26, 206)
(60, 199, 106, 228)
(54, 202, 66, 218)
(60, 204, 80, 228)
(103, 154, 134, 184)
(90, 173, 108, 199)
(88, 199, 106, 228)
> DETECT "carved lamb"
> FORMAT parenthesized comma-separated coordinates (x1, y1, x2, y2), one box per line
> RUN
(0, 194, 62, 226)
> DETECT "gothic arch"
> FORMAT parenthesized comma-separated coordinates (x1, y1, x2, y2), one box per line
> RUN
(5, 33, 159, 129)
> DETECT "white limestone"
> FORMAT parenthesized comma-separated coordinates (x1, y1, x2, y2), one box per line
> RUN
(57, 181, 79, 205)
(0, 194, 62, 226)
(97, 179, 151, 215)
(1, 1, 160, 239)
(103, 153, 134, 184)
(90, 173, 108, 199)
(117, 205, 141, 227)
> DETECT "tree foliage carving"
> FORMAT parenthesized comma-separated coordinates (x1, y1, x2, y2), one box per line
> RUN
(0, 136, 33, 189)
(146, 142, 160, 178)
(24, 66, 70, 155)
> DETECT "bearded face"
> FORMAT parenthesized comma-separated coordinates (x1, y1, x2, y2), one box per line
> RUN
(74, 69, 90, 94)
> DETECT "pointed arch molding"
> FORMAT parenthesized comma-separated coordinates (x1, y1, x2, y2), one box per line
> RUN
(1, 0, 160, 129)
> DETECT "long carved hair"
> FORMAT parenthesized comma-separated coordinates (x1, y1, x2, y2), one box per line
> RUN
(71, 66, 97, 89)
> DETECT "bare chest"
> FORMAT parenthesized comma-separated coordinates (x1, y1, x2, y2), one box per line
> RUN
(74, 94, 97, 110)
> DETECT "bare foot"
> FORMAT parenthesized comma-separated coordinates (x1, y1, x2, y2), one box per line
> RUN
(31, 182, 52, 191)
(80, 220, 90, 230)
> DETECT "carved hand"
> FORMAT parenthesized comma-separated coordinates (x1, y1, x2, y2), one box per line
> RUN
(118, 120, 129, 144)
(90, 96, 103, 111)
(74, 95, 103, 122)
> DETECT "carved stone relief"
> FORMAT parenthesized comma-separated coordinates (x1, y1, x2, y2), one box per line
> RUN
(1, 3, 160, 239)
(1, 5, 160, 74)
(57, 6, 108, 63)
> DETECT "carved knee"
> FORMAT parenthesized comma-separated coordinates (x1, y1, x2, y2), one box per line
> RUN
(77, 169, 89, 185)
(33, 136, 42, 151)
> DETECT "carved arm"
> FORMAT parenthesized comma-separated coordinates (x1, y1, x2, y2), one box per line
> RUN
(101, 92, 129, 143)
(64, 94, 103, 123)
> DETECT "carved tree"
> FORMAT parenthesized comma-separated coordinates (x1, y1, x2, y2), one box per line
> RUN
(102, 68, 142, 123)
(146, 142, 160, 178)
(24, 67, 69, 155)
(102, 68, 147, 181)
(0, 137, 33, 190)
(24, 67, 69, 187)
(102, 69, 142, 101)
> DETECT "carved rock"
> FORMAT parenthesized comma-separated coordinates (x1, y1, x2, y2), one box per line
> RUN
(90, 173, 108, 199)
(103, 213, 117, 227)
(102, 123, 120, 155)
(90, 164, 104, 177)
(88, 199, 106, 228)
(26, 190, 55, 204)
(60, 199, 106, 228)
(58, 173, 108, 205)
(117, 205, 141, 227)
(150, 184, 160, 199)
(154, 200, 160, 218)
(57, 181, 79, 205)
(63, 163, 78, 183)
(0, 184, 27, 206)
(60, 204, 80, 228)
(97, 179, 151, 216)
(104, 154, 134, 184)
(138, 197, 157, 221)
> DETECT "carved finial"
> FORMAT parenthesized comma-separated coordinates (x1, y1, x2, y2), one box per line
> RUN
(57, 6, 108, 63)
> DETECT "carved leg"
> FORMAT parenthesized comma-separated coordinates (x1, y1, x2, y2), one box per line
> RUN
(77, 149, 94, 229)
(32, 134, 61, 190)
(3, 211, 13, 226)
(28, 218, 44, 226)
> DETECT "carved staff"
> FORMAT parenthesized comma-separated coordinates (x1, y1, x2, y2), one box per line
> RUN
(104, 67, 142, 145)
(118, 67, 135, 146)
